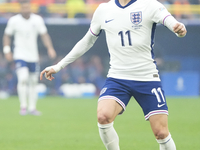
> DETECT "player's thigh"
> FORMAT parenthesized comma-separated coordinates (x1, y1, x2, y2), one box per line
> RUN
(16, 67, 29, 83)
(28, 62, 40, 73)
(97, 99, 123, 124)
(97, 78, 132, 124)
(27, 62, 39, 84)
(133, 81, 168, 120)
(29, 73, 39, 85)
(149, 114, 169, 139)
(15, 60, 29, 82)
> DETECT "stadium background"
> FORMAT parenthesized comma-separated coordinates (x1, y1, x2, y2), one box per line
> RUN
(0, 0, 200, 97)
(0, 1, 200, 150)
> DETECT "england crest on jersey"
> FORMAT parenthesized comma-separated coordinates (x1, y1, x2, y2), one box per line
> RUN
(130, 11, 142, 25)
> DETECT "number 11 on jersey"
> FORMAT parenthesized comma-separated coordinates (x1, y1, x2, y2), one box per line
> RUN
(118, 30, 132, 47)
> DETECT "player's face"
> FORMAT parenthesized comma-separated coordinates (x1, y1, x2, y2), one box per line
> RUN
(20, 3, 31, 19)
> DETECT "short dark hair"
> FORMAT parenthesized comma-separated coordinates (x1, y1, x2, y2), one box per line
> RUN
(19, 0, 30, 4)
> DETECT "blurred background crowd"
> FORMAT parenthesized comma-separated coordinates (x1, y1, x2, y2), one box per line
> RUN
(0, 0, 200, 97)
(0, 53, 107, 96)
(0, 0, 200, 20)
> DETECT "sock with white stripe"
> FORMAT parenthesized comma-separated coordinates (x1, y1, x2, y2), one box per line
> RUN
(156, 133, 176, 150)
(98, 122, 120, 150)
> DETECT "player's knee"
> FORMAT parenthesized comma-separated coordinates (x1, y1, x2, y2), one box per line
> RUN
(18, 75, 29, 85)
(29, 75, 38, 85)
(154, 129, 169, 140)
(16, 67, 29, 84)
(97, 112, 113, 124)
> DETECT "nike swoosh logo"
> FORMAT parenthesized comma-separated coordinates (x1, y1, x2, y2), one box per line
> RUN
(157, 103, 165, 108)
(105, 19, 114, 23)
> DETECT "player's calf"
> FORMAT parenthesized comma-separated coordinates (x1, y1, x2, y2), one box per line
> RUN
(98, 122, 120, 150)
(149, 114, 169, 139)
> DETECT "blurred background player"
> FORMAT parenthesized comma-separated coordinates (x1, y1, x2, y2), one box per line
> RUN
(3, 1, 56, 116)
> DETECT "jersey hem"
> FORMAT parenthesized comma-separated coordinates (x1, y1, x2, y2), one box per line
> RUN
(107, 75, 161, 82)
(14, 58, 39, 63)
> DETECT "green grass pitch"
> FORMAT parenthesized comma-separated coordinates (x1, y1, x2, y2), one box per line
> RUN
(0, 96, 200, 150)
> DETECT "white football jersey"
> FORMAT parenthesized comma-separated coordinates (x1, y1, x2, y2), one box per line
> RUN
(90, 0, 172, 81)
(5, 14, 47, 62)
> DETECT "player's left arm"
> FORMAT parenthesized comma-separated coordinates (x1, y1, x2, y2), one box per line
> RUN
(152, 1, 187, 37)
(37, 16, 57, 59)
(40, 33, 57, 59)
(163, 15, 187, 37)
(172, 21, 187, 37)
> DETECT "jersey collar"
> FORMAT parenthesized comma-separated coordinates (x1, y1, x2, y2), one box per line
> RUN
(115, 0, 137, 9)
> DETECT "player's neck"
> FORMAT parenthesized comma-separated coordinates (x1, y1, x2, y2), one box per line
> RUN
(118, 0, 131, 6)
(21, 13, 31, 20)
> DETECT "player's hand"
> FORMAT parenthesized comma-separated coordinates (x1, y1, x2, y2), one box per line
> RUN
(5, 52, 13, 62)
(48, 48, 57, 59)
(173, 22, 187, 37)
(40, 66, 56, 81)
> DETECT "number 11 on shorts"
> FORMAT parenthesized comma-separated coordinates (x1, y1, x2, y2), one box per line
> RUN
(151, 87, 166, 107)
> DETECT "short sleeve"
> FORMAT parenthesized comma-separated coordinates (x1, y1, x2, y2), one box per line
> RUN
(4, 18, 15, 35)
(37, 16, 47, 35)
(151, 1, 172, 25)
(89, 4, 103, 36)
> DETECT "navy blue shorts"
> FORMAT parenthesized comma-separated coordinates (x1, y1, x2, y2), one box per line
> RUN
(15, 60, 39, 73)
(98, 77, 168, 120)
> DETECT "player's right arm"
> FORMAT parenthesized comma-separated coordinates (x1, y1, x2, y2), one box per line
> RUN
(40, 4, 103, 81)
(3, 34, 12, 61)
(3, 18, 14, 62)
(40, 30, 99, 80)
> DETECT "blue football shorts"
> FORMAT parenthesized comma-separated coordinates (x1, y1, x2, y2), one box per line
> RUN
(98, 77, 168, 120)
(15, 60, 39, 73)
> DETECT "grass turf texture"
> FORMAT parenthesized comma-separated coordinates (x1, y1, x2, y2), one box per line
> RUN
(0, 96, 200, 150)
